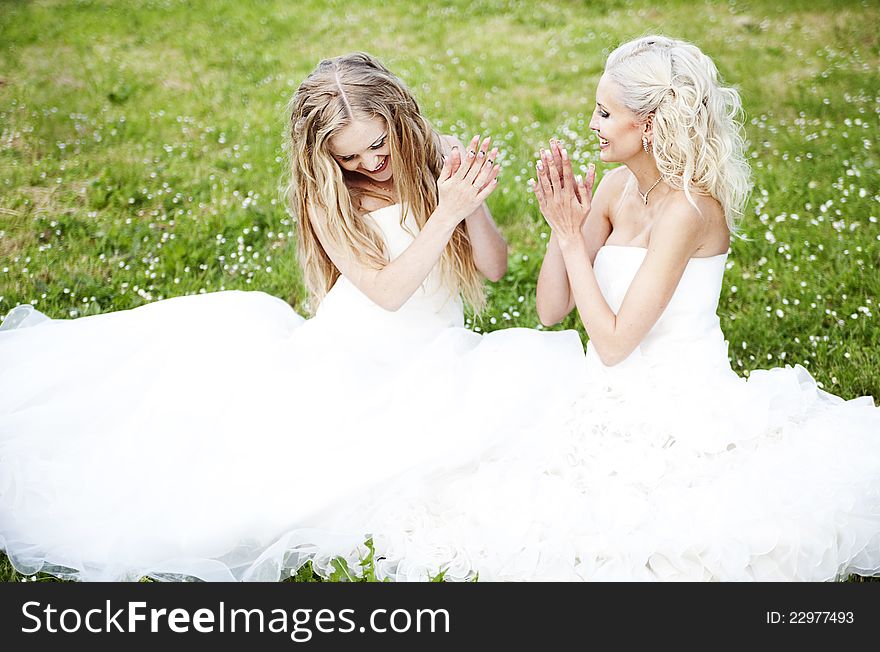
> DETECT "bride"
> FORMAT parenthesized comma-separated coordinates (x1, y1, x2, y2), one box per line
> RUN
(0, 53, 587, 581)
(527, 35, 880, 580)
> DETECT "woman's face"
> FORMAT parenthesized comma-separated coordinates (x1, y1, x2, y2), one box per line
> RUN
(588, 75, 645, 164)
(328, 115, 393, 183)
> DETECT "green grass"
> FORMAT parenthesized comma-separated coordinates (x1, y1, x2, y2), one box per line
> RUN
(1, 0, 878, 582)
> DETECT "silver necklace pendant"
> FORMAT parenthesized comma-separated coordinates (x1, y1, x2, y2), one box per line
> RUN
(638, 177, 662, 205)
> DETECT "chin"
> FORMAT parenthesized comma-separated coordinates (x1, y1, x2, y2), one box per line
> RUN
(373, 166, 393, 183)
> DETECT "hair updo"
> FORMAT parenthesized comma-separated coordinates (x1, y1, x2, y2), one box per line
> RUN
(605, 35, 752, 232)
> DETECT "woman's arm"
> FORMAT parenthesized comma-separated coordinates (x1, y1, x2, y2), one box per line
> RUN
(558, 207, 704, 365)
(535, 144, 705, 365)
(441, 135, 508, 281)
(310, 149, 498, 311)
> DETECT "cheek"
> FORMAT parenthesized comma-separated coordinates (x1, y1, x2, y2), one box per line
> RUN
(605, 119, 621, 139)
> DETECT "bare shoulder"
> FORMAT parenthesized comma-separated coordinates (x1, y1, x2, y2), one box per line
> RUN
(667, 190, 723, 217)
(304, 202, 329, 238)
(656, 191, 728, 255)
(592, 165, 630, 203)
(595, 164, 629, 190)
(590, 165, 629, 220)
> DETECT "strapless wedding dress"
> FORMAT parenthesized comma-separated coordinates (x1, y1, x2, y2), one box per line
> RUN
(329, 245, 880, 581)
(0, 204, 586, 581)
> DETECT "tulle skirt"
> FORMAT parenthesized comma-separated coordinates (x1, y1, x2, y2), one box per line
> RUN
(340, 348, 880, 581)
(0, 290, 589, 581)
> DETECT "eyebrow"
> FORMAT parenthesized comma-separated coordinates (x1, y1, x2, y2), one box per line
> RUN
(596, 101, 607, 110)
(336, 132, 387, 158)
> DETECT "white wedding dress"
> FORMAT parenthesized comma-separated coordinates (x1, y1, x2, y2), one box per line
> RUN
(0, 204, 587, 581)
(338, 244, 880, 581)
(2, 207, 879, 582)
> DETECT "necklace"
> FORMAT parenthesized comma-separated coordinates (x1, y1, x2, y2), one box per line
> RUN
(637, 176, 663, 205)
(364, 179, 395, 199)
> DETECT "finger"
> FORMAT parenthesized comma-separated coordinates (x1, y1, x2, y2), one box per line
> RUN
(476, 163, 500, 193)
(539, 148, 553, 191)
(551, 139, 565, 184)
(546, 148, 563, 194)
(561, 147, 577, 198)
(576, 174, 588, 208)
(479, 136, 491, 157)
(465, 145, 489, 184)
(474, 148, 498, 187)
(449, 146, 462, 175)
(476, 177, 498, 202)
(529, 175, 543, 198)
(454, 142, 477, 180)
(530, 177, 546, 210)
(462, 134, 481, 175)
(536, 158, 553, 198)
(485, 146, 498, 168)
(586, 163, 597, 197)
(440, 153, 453, 181)
(482, 164, 500, 191)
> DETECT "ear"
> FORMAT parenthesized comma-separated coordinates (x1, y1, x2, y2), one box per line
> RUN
(643, 113, 655, 140)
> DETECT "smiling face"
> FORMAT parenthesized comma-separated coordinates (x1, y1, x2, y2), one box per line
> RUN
(328, 115, 392, 183)
(589, 74, 647, 164)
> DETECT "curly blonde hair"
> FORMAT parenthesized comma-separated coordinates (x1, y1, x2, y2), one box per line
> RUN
(605, 35, 752, 232)
(287, 52, 485, 313)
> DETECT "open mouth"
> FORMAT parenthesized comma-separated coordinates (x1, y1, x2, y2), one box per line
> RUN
(599, 137, 610, 149)
(369, 156, 389, 174)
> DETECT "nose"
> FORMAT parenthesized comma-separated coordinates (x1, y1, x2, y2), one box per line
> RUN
(588, 113, 599, 133)
(363, 155, 383, 172)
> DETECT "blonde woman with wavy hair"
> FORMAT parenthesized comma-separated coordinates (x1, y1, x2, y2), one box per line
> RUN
(288, 52, 505, 315)
(0, 52, 589, 583)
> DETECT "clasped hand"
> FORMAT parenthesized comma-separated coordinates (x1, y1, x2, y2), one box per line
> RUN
(437, 135, 500, 226)
(531, 139, 596, 242)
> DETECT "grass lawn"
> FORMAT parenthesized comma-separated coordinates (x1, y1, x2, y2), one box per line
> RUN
(1, 0, 878, 582)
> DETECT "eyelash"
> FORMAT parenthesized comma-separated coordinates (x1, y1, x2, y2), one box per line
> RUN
(599, 110, 609, 118)
(341, 139, 386, 162)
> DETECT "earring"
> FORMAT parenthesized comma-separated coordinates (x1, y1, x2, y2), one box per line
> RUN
(642, 135, 650, 153)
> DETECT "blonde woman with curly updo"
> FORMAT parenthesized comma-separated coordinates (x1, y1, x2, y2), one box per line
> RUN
(0, 53, 587, 582)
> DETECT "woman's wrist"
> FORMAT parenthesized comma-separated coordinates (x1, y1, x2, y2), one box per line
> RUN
(555, 230, 587, 253)
(430, 205, 463, 234)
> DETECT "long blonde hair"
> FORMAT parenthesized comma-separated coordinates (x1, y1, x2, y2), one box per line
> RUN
(605, 35, 752, 232)
(287, 52, 485, 313)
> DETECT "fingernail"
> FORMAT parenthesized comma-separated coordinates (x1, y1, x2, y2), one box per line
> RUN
(537, 161, 543, 170)
(562, 148, 568, 159)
